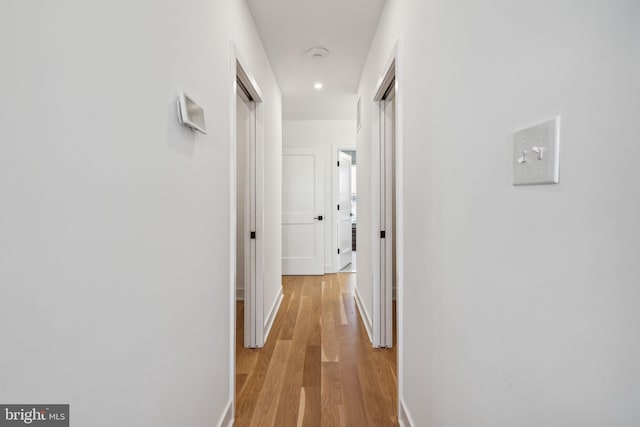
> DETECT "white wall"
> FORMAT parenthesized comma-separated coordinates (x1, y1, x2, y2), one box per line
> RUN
(283, 120, 356, 273)
(358, 0, 640, 425)
(261, 77, 283, 335)
(0, 0, 281, 426)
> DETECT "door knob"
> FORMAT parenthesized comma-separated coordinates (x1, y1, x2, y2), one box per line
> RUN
(314, 215, 323, 221)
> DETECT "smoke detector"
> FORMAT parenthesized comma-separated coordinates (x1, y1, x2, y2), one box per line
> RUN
(306, 47, 329, 61)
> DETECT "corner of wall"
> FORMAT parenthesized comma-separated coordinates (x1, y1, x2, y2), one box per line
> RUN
(216, 400, 233, 427)
(263, 285, 284, 343)
(398, 397, 416, 427)
(325, 263, 335, 274)
(354, 285, 373, 343)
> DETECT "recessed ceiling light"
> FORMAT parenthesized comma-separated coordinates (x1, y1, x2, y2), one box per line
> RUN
(314, 82, 323, 90)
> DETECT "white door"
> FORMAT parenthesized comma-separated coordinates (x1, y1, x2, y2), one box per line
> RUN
(380, 84, 395, 348)
(236, 85, 258, 348)
(282, 148, 324, 275)
(337, 152, 353, 270)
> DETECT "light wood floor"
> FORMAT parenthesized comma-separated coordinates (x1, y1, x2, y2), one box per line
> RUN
(235, 273, 398, 426)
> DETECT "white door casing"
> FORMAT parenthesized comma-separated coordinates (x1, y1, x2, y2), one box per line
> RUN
(372, 56, 397, 349)
(337, 151, 353, 270)
(282, 147, 324, 275)
(232, 52, 264, 350)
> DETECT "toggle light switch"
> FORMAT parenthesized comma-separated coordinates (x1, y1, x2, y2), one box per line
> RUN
(513, 117, 560, 185)
(517, 150, 528, 164)
(531, 146, 547, 160)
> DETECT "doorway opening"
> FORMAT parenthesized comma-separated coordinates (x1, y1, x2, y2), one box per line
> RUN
(236, 71, 258, 349)
(231, 47, 265, 354)
(337, 149, 357, 273)
(372, 52, 400, 351)
(230, 47, 267, 423)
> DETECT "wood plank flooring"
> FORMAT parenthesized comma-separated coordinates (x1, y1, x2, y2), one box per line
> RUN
(235, 273, 398, 426)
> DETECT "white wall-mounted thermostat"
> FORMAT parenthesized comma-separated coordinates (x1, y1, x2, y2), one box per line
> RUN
(513, 117, 560, 185)
(177, 92, 206, 135)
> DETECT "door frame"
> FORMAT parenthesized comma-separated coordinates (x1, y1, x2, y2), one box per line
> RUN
(371, 43, 403, 352)
(332, 147, 356, 273)
(371, 42, 405, 422)
(229, 43, 265, 412)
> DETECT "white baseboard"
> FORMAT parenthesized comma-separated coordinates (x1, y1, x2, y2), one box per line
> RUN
(263, 287, 284, 343)
(353, 286, 373, 343)
(236, 288, 244, 301)
(325, 263, 335, 274)
(216, 400, 233, 427)
(398, 397, 415, 427)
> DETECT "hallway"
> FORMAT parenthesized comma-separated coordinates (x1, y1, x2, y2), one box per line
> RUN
(3, 1, 640, 425)
(235, 274, 397, 426)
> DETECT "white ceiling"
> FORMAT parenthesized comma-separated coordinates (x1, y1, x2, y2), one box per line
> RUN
(245, 0, 387, 120)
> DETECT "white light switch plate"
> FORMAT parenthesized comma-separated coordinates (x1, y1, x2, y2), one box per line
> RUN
(513, 117, 560, 185)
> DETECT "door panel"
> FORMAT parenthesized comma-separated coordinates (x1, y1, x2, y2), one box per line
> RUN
(283, 155, 316, 211)
(283, 224, 317, 257)
(381, 86, 395, 348)
(282, 148, 324, 275)
(337, 152, 352, 269)
(237, 87, 258, 348)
